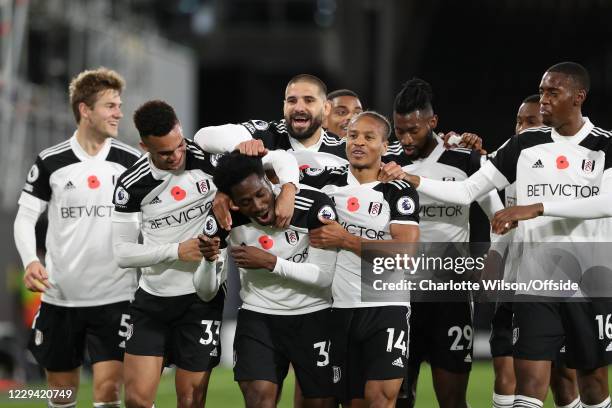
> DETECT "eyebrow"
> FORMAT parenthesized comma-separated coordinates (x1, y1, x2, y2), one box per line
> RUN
(158, 138, 184, 154)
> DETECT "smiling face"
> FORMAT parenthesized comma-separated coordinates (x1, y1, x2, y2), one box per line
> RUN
(538, 71, 585, 129)
(393, 109, 437, 160)
(140, 123, 187, 171)
(230, 174, 276, 226)
(346, 115, 388, 170)
(325, 95, 363, 138)
(283, 81, 330, 141)
(80, 89, 123, 138)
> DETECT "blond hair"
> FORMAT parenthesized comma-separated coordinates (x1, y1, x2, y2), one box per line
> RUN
(68, 67, 125, 124)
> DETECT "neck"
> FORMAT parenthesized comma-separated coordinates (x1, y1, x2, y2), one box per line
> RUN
(418, 131, 438, 159)
(295, 128, 322, 148)
(76, 125, 109, 155)
(350, 163, 380, 184)
(554, 112, 585, 136)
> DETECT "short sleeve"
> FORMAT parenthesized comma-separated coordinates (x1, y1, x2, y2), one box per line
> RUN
(112, 180, 141, 213)
(202, 212, 230, 248)
(22, 156, 51, 202)
(384, 181, 420, 225)
(306, 192, 339, 230)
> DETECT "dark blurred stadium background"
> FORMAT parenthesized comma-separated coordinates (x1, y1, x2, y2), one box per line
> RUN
(1, 0, 611, 395)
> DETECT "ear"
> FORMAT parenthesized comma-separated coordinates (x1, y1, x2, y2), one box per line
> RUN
(429, 114, 439, 130)
(381, 138, 389, 155)
(323, 100, 332, 118)
(574, 89, 587, 107)
(78, 102, 91, 121)
(139, 140, 148, 153)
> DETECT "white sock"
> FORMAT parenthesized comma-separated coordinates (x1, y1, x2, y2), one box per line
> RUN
(557, 397, 582, 408)
(48, 402, 76, 408)
(93, 402, 121, 407)
(513, 395, 544, 407)
(583, 396, 612, 408)
(493, 392, 515, 408)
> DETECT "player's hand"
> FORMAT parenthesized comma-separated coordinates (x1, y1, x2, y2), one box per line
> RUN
(274, 183, 296, 229)
(309, 217, 352, 249)
(23, 260, 51, 292)
(178, 238, 203, 262)
(198, 234, 221, 261)
(213, 192, 238, 231)
(378, 161, 406, 183)
(443, 131, 486, 155)
(230, 245, 277, 271)
(402, 172, 420, 188)
(491, 204, 543, 234)
(236, 139, 268, 157)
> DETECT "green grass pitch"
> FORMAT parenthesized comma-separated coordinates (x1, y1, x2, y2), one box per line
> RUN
(0, 362, 574, 406)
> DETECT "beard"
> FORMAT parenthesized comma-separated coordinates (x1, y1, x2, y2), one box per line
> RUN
(285, 111, 324, 140)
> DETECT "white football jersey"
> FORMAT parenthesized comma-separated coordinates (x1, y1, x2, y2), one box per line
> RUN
(18, 135, 140, 307)
(402, 139, 482, 242)
(482, 119, 612, 293)
(301, 166, 420, 308)
(113, 140, 217, 296)
(203, 185, 338, 315)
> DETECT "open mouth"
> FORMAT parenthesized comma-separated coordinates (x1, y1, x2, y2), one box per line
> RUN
(402, 145, 416, 155)
(255, 208, 273, 224)
(291, 114, 311, 130)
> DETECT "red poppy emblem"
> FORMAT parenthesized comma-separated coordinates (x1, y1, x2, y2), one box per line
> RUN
(347, 197, 360, 212)
(88, 175, 100, 189)
(171, 186, 186, 201)
(556, 155, 569, 170)
(258, 235, 274, 250)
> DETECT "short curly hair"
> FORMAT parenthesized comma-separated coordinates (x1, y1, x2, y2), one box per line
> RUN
(133, 100, 178, 138)
(69, 67, 125, 124)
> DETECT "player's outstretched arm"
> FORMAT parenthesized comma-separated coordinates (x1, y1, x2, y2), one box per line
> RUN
(111, 213, 181, 268)
(261, 149, 300, 228)
(193, 123, 253, 154)
(406, 166, 498, 206)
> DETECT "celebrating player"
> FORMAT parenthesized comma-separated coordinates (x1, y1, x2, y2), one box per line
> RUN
(299, 111, 420, 407)
(403, 62, 612, 408)
(14, 68, 140, 407)
(194, 151, 338, 408)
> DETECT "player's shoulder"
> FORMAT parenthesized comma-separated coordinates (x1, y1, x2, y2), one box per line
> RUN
(516, 126, 553, 148)
(37, 139, 80, 173)
(321, 131, 346, 147)
(319, 132, 348, 157)
(107, 139, 141, 168)
(377, 179, 415, 195)
(437, 147, 479, 172)
(581, 126, 612, 152)
(295, 184, 333, 205)
(299, 164, 349, 188)
(240, 119, 290, 149)
(291, 185, 336, 229)
(117, 155, 156, 190)
(185, 139, 219, 173)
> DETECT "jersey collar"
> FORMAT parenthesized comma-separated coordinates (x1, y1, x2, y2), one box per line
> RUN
(70, 132, 112, 161)
(550, 117, 593, 144)
(288, 129, 326, 152)
(147, 153, 187, 179)
(347, 167, 380, 187)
